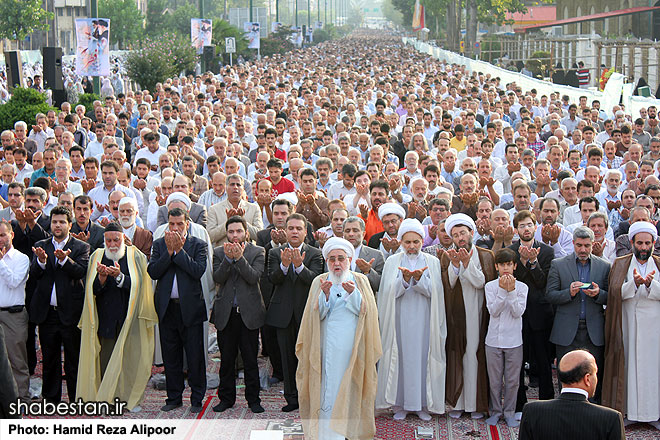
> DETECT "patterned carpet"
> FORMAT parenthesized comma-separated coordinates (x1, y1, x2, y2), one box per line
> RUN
(24, 342, 660, 439)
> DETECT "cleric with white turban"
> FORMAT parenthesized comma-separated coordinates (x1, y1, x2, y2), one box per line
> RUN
(629, 221, 658, 242)
(378, 202, 406, 220)
(398, 218, 426, 241)
(322, 236, 355, 261)
(445, 213, 476, 236)
(166, 192, 192, 210)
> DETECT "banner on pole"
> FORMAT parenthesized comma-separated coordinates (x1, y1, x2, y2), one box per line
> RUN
(191, 19, 213, 55)
(412, 0, 425, 31)
(244, 22, 261, 49)
(75, 18, 110, 77)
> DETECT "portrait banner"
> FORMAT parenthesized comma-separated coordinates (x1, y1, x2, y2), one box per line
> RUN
(191, 19, 213, 55)
(244, 22, 261, 50)
(75, 18, 110, 77)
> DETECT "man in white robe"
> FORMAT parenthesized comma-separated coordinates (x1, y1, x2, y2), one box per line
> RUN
(296, 237, 381, 440)
(376, 218, 447, 420)
(603, 221, 660, 428)
(440, 213, 496, 419)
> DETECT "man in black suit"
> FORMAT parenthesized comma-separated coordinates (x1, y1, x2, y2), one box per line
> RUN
(29, 206, 89, 403)
(266, 213, 324, 412)
(212, 216, 266, 414)
(519, 349, 624, 440)
(92, 222, 131, 375)
(147, 207, 208, 413)
(70, 195, 105, 252)
(510, 210, 556, 414)
(12, 186, 51, 375)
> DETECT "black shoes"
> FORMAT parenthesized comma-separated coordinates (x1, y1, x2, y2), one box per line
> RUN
(249, 403, 265, 413)
(190, 405, 203, 413)
(160, 403, 183, 412)
(282, 403, 299, 412)
(213, 401, 234, 412)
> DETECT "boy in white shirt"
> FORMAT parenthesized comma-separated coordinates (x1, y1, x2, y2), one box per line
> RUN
(484, 248, 528, 428)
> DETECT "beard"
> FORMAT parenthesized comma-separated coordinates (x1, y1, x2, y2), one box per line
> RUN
(634, 247, 652, 262)
(406, 246, 421, 256)
(455, 236, 473, 250)
(328, 268, 350, 285)
(119, 215, 135, 229)
(104, 241, 126, 262)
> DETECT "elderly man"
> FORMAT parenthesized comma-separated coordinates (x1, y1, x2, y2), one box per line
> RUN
(156, 175, 207, 228)
(77, 222, 156, 411)
(117, 197, 152, 259)
(297, 237, 381, 440)
(451, 173, 480, 220)
(604, 221, 660, 427)
(476, 208, 514, 252)
(340, 216, 384, 293)
(376, 218, 446, 421)
(208, 174, 262, 246)
(367, 202, 406, 259)
(535, 197, 575, 258)
(198, 171, 227, 209)
(441, 213, 496, 419)
(546, 226, 610, 403)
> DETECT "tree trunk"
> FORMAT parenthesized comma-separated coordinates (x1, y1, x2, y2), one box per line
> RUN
(465, 0, 477, 57)
(446, 0, 457, 51)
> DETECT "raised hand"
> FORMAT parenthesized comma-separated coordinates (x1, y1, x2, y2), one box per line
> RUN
(411, 266, 428, 281)
(428, 224, 438, 239)
(507, 161, 521, 175)
(106, 261, 121, 278)
(358, 203, 369, 219)
(71, 231, 90, 242)
(95, 201, 108, 214)
(320, 278, 333, 299)
(436, 247, 447, 261)
(583, 282, 600, 298)
(124, 235, 133, 246)
(223, 242, 236, 260)
(645, 270, 656, 287)
(53, 248, 71, 262)
(619, 207, 630, 220)
(476, 218, 491, 237)
(458, 247, 472, 267)
(606, 200, 621, 211)
(355, 257, 375, 273)
(291, 249, 305, 267)
(22, 208, 40, 228)
(592, 240, 604, 257)
(381, 236, 400, 253)
(341, 280, 356, 293)
(313, 230, 328, 247)
(233, 242, 245, 260)
(99, 217, 111, 227)
(407, 202, 419, 218)
(280, 248, 293, 267)
(32, 246, 47, 264)
(398, 266, 413, 283)
(447, 248, 461, 268)
(133, 178, 147, 190)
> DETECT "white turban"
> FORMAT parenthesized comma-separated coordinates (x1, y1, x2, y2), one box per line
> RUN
(397, 218, 425, 241)
(166, 192, 191, 210)
(445, 213, 476, 235)
(378, 202, 406, 220)
(275, 192, 298, 207)
(629, 221, 658, 241)
(322, 237, 355, 260)
(118, 196, 138, 211)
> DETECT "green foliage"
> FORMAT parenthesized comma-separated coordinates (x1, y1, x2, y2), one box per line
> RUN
(211, 19, 250, 58)
(527, 51, 551, 77)
(125, 33, 197, 92)
(99, 0, 144, 49)
(74, 93, 101, 113)
(0, 0, 53, 41)
(260, 25, 297, 57)
(166, 3, 199, 37)
(481, 37, 502, 62)
(381, 0, 404, 26)
(145, 0, 169, 37)
(0, 88, 55, 131)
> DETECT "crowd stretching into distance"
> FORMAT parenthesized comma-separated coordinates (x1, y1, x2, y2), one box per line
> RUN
(0, 31, 656, 438)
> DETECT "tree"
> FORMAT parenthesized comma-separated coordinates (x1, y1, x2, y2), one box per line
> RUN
(99, 0, 144, 49)
(166, 3, 199, 37)
(0, 88, 55, 131)
(145, 0, 169, 37)
(0, 0, 53, 41)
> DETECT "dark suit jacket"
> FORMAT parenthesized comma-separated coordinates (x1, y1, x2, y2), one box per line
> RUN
(12, 214, 51, 258)
(71, 221, 105, 252)
(546, 252, 610, 346)
(510, 240, 555, 331)
(132, 226, 153, 259)
(93, 254, 131, 339)
(355, 245, 384, 293)
(519, 392, 624, 440)
(212, 242, 266, 331)
(157, 202, 208, 228)
(265, 243, 324, 328)
(28, 236, 90, 326)
(614, 220, 660, 238)
(450, 195, 478, 220)
(367, 231, 386, 250)
(148, 235, 208, 326)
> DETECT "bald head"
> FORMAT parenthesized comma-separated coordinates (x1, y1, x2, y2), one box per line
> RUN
(558, 350, 598, 395)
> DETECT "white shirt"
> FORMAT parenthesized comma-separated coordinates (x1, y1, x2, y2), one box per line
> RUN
(485, 278, 528, 349)
(280, 243, 304, 275)
(327, 181, 357, 201)
(0, 247, 30, 307)
(561, 387, 589, 399)
(37, 236, 71, 306)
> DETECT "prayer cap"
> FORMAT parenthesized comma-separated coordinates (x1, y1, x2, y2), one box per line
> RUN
(445, 213, 476, 235)
(322, 237, 354, 260)
(104, 222, 122, 233)
(397, 218, 425, 241)
(629, 221, 657, 241)
(166, 192, 191, 210)
(378, 202, 405, 220)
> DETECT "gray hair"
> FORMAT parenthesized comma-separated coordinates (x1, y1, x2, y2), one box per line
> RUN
(25, 187, 47, 203)
(573, 225, 595, 241)
(343, 215, 365, 231)
(587, 211, 609, 229)
(226, 173, 243, 185)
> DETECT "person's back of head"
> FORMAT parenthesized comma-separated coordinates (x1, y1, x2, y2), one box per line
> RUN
(558, 349, 597, 398)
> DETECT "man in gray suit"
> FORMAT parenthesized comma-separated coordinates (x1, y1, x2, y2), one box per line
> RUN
(156, 175, 207, 228)
(341, 216, 384, 293)
(546, 225, 610, 402)
(212, 216, 266, 414)
(0, 182, 25, 221)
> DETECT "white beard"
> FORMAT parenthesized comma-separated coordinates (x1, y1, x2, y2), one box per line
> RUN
(104, 241, 126, 262)
(328, 268, 350, 285)
(119, 216, 135, 229)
